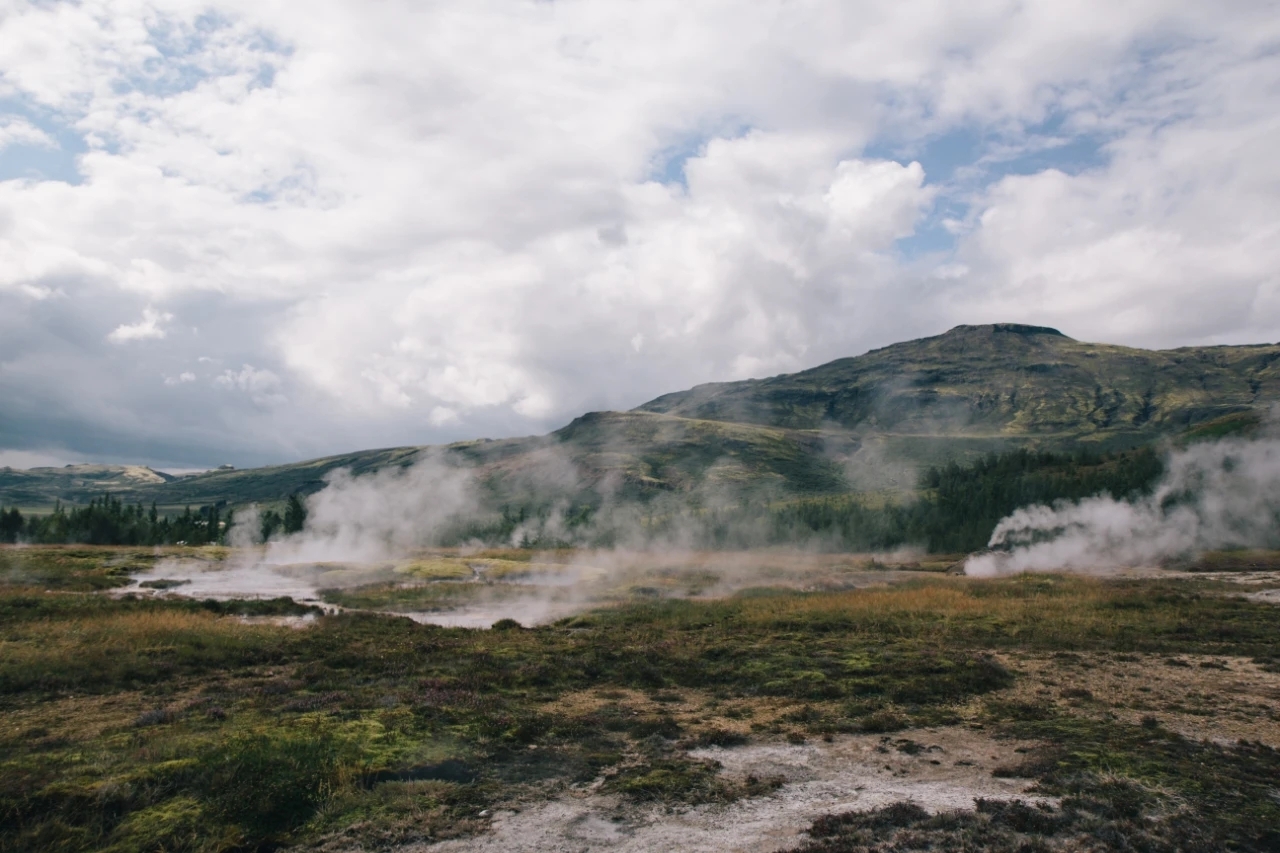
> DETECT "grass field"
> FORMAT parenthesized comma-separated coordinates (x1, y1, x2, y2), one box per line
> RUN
(1, 545, 1278, 851)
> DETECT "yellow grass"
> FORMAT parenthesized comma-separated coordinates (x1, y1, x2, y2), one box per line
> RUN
(0, 608, 278, 671)
(396, 558, 472, 580)
(731, 574, 1131, 643)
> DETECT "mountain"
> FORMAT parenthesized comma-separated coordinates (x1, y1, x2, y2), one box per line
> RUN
(637, 323, 1279, 441)
(3, 324, 1277, 510)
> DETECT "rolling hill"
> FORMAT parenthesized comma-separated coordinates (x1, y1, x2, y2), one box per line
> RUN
(3, 323, 1276, 510)
(0, 464, 177, 508)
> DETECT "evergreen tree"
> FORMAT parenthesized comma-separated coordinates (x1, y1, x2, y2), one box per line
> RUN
(207, 505, 222, 545)
(0, 507, 22, 543)
(283, 494, 307, 534)
(260, 508, 284, 541)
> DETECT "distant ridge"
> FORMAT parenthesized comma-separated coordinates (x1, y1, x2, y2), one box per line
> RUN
(2, 324, 1277, 509)
(949, 323, 1067, 337)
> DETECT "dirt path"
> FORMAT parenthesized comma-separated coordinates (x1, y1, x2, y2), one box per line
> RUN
(411, 728, 1042, 853)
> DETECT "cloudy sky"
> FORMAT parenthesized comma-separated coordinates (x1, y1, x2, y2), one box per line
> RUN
(1, 0, 1278, 470)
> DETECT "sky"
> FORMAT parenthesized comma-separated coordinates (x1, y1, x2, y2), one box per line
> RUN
(1, 0, 1278, 470)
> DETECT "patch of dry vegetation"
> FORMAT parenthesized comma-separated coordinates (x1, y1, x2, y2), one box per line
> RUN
(988, 651, 1280, 746)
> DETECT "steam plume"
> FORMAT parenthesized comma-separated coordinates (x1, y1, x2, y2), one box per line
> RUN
(263, 450, 480, 564)
(965, 437, 1280, 576)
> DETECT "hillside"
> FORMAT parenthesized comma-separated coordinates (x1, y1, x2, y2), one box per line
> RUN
(0, 413, 850, 510)
(0, 447, 431, 511)
(2, 324, 1277, 510)
(637, 323, 1280, 443)
(0, 464, 176, 508)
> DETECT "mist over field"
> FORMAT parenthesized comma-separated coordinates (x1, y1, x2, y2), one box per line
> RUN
(200, 417, 1280, 608)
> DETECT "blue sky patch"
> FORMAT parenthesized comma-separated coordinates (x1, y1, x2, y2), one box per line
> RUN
(869, 115, 1113, 259)
(652, 134, 708, 187)
(0, 103, 85, 184)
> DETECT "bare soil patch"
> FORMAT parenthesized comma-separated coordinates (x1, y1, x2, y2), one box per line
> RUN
(989, 651, 1280, 747)
(411, 728, 1041, 853)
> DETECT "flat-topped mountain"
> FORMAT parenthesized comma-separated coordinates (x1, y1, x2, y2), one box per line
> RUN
(636, 323, 1280, 441)
(2, 324, 1276, 509)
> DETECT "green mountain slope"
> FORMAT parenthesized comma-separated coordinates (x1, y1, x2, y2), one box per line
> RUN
(637, 323, 1280, 444)
(3, 324, 1277, 511)
(545, 410, 848, 496)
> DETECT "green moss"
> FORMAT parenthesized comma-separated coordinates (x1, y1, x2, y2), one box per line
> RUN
(102, 796, 228, 853)
(0, 547, 160, 591)
(982, 711, 1280, 851)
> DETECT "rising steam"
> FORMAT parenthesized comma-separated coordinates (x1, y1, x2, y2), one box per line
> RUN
(261, 451, 480, 564)
(151, 424, 1280, 619)
(965, 436, 1280, 576)
(172, 439, 907, 625)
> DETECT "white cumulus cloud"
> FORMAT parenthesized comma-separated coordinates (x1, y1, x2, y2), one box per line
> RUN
(214, 364, 286, 407)
(107, 306, 173, 343)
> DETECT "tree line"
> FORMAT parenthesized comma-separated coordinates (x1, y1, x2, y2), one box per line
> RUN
(0, 493, 310, 546)
(771, 445, 1163, 552)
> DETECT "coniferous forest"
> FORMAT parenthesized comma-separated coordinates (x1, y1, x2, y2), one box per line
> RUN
(0, 495, 228, 546)
(772, 445, 1164, 553)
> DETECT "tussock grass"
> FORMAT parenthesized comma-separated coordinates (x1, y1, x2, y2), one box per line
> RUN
(1179, 548, 1280, 572)
(0, 605, 284, 694)
(397, 557, 473, 580)
(703, 573, 1280, 657)
(320, 580, 503, 611)
(0, 545, 232, 591)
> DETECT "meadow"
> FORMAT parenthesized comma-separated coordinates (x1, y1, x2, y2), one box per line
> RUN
(1, 545, 1278, 851)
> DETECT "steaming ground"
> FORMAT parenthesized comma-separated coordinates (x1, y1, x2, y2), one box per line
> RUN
(966, 437, 1280, 576)
(129, 557, 325, 604)
(126, 543, 1280, 631)
(126, 549, 948, 627)
(216, 430, 1280, 583)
